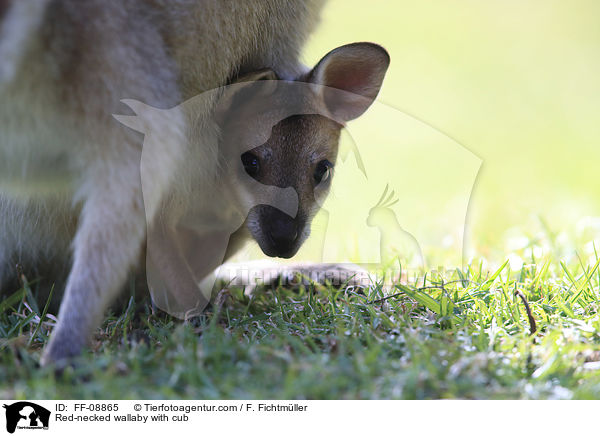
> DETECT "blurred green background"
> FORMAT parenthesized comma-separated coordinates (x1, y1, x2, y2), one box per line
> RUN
(297, 0, 600, 267)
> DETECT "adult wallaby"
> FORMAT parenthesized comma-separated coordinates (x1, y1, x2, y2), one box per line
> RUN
(0, 0, 389, 365)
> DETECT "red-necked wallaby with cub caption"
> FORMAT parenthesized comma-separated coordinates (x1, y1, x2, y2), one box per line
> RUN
(0, 0, 389, 366)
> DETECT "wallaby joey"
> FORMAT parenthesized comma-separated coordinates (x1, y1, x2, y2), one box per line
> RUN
(0, 0, 389, 365)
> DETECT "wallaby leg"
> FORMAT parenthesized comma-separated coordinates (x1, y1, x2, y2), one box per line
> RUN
(40, 158, 147, 366)
(0, 198, 14, 293)
(0, 250, 7, 293)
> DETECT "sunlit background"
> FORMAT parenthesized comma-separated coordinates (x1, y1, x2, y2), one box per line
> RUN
(236, 1, 600, 270)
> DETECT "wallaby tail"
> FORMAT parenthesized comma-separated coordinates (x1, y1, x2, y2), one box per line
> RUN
(0, 0, 49, 87)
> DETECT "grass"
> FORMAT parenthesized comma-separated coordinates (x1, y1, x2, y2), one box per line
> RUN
(1, 1, 598, 402)
(1, 252, 600, 399)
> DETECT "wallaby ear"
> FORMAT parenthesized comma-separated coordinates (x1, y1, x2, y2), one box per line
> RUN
(217, 68, 279, 119)
(234, 68, 278, 84)
(308, 42, 390, 122)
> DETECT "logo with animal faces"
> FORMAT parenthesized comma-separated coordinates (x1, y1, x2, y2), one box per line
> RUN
(3, 402, 50, 433)
(115, 78, 481, 317)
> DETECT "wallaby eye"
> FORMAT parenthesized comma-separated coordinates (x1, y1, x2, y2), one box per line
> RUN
(241, 152, 260, 177)
(314, 160, 333, 184)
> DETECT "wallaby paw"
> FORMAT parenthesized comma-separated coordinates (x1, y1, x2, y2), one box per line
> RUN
(40, 334, 87, 369)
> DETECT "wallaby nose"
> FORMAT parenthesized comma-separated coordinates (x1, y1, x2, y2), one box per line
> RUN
(265, 207, 298, 256)
(270, 219, 298, 245)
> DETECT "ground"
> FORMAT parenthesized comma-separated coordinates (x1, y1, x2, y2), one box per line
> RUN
(1, 254, 599, 399)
